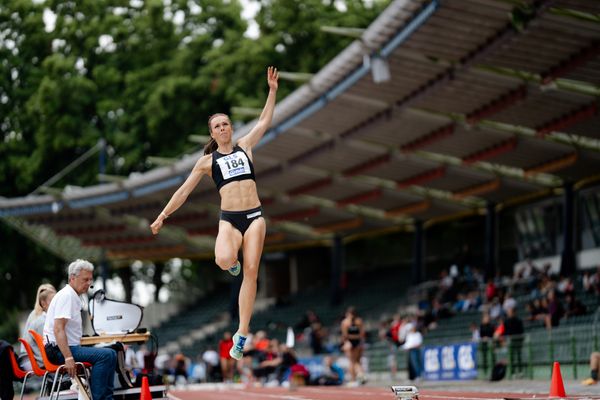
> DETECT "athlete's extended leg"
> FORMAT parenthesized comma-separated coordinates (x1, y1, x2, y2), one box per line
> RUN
(238, 217, 266, 335)
(214, 220, 243, 271)
(229, 218, 265, 360)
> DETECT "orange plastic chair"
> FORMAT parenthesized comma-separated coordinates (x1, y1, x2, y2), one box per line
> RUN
(28, 330, 91, 399)
(18, 338, 51, 396)
(7, 345, 34, 400)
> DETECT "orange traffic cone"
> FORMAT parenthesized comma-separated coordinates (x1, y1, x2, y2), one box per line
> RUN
(140, 376, 152, 400)
(549, 361, 566, 398)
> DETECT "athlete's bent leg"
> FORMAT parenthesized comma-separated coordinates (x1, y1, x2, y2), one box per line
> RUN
(214, 221, 243, 271)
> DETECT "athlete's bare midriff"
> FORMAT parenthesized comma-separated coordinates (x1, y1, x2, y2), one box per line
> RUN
(219, 179, 261, 211)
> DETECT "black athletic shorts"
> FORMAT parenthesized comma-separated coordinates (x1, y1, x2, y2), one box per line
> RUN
(220, 206, 263, 235)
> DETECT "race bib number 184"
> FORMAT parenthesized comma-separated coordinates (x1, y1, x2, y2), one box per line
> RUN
(217, 151, 251, 180)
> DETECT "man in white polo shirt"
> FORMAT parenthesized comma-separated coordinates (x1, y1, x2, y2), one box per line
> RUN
(44, 259, 117, 400)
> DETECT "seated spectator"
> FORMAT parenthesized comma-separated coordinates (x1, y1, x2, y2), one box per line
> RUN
(173, 353, 189, 385)
(309, 321, 326, 355)
(431, 298, 453, 320)
(538, 274, 555, 298)
(522, 259, 536, 280)
(275, 344, 298, 384)
(18, 283, 56, 370)
(502, 291, 517, 315)
(440, 269, 453, 290)
(488, 297, 503, 321)
(0, 339, 17, 400)
(389, 314, 403, 347)
(253, 339, 281, 383)
(472, 267, 484, 287)
(585, 267, 600, 296)
(581, 352, 600, 386)
(253, 330, 270, 352)
(453, 293, 469, 313)
(556, 275, 574, 296)
(545, 290, 564, 329)
(44, 260, 117, 400)
(564, 294, 586, 319)
(582, 270, 594, 293)
(526, 298, 548, 325)
(310, 356, 344, 386)
(190, 355, 206, 383)
(466, 291, 482, 311)
(485, 278, 497, 302)
(469, 323, 480, 342)
(294, 310, 321, 334)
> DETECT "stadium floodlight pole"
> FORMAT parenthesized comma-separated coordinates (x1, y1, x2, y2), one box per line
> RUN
(320, 25, 365, 38)
(30, 139, 104, 195)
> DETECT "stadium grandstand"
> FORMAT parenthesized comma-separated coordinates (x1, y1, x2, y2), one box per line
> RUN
(2, 0, 600, 399)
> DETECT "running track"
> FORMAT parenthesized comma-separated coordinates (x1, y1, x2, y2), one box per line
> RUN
(168, 386, 600, 400)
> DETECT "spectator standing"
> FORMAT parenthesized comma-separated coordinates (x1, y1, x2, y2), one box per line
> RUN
(402, 323, 423, 381)
(503, 307, 524, 376)
(218, 332, 235, 382)
(202, 347, 220, 382)
(479, 313, 495, 375)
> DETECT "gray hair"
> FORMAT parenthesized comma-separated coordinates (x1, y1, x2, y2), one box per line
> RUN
(68, 259, 94, 277)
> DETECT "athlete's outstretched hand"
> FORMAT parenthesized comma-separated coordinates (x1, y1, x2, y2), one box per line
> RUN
(267, 66, 278, 92)
(150, 215, 164, 235)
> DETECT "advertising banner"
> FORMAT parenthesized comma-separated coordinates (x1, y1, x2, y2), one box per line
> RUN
(422, 342, 477, 380)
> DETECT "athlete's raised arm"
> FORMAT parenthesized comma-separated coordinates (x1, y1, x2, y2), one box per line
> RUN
(238, 66, 279, 150)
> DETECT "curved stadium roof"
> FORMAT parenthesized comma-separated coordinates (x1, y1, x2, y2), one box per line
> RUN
(2, 0, 600, 262)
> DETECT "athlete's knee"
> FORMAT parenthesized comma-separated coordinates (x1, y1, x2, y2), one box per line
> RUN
(215, 254, 236, 270)
(242, 264, 259, 281)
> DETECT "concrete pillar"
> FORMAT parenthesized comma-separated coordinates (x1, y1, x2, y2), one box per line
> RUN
(412, 220, 424, 284)
(330, 235, 343, 305)
(289, 255, 299, 294)
(485, 202, 497, 280)
(258, 261, 268, 298)
(560, 183, 576, 276)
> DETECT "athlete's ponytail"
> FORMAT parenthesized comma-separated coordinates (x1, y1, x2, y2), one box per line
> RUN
(204, 113, 229, 155)
(203, 137, 218, 155)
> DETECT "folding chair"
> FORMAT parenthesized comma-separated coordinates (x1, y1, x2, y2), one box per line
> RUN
(7, 346, 34, 400)
(29, 330, 92, 400)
